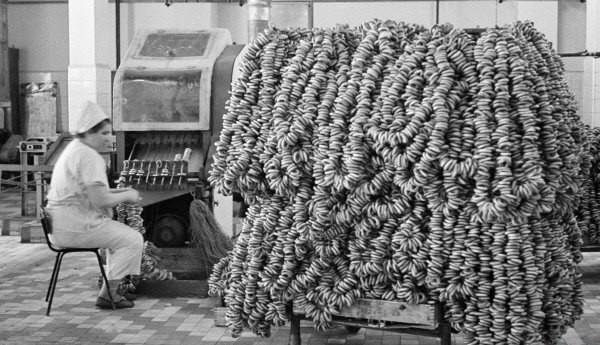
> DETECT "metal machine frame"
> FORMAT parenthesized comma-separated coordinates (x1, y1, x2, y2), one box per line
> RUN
(112, 29, 244, 247)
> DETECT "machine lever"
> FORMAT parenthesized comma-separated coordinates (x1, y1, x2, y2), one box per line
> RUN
(129, 160, 139, 182)
(179, 148, 192, 185)
(160, 161, 170, 185)
(136, 161, 147, 185)
(153, 160, 162, 185)
(145, 161, 154, 184)
(170, 154, 182, 185)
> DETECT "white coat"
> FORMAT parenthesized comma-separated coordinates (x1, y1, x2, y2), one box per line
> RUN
(46, 139, 143, 280)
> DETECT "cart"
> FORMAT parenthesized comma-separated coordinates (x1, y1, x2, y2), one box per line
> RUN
(289, 299, 452, 345)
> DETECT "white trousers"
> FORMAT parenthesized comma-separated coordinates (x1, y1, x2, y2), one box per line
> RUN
(50, 219, 143, 280)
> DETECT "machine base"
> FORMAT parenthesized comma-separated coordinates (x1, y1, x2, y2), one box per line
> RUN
(136, 278, 209, 298)
(136, 247, 214, 297)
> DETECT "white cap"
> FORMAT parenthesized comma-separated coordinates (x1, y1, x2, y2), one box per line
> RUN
(71, 101, 109, 135)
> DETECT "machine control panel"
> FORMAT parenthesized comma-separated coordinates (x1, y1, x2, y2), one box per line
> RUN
(19, 139, 52, 153)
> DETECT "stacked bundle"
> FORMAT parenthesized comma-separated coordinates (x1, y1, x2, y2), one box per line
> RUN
(208, 20, 587, 344)
(576, 126, 600, 245)
(115, 172, 175, 282)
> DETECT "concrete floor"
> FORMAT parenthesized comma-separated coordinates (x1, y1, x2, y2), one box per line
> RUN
(1, 189, 599, 345)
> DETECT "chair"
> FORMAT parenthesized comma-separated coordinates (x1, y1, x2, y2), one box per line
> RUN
(39, 207, 115, 315)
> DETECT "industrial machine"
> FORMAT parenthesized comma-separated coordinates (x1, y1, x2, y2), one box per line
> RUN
(112, 29, 244, 247)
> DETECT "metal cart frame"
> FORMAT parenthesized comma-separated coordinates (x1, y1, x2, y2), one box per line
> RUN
(288, 299, 452, 345)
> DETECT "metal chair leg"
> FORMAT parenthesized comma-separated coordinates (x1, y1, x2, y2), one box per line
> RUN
(46, 253, 61, 302)
(46, 252, 65, 316)
(95, 251, 116, 310)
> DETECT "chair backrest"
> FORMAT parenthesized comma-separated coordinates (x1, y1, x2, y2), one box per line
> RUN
(39, 207, 59, 252)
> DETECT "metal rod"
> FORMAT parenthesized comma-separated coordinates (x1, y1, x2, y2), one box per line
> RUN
(558, 51, 600, 58)
(308, 0, 314, 29)
(143, 134, 152, 160)
(247, 0, 271, 42)
(98, 0, 470, 2)
(435, 0, 439, 25)
(127, 142, 137, 162)
(7, 1, 67, 3)
(116, 0, 121, 68)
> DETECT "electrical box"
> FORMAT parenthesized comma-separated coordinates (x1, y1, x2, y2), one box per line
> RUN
(19, 137, 52, 154)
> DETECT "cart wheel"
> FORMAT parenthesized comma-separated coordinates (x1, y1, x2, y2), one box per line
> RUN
(151, 214, 188, 247)
(344, 325, 361, 334)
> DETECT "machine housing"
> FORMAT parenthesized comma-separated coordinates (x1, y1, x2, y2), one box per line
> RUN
(112, 28, 244, 247)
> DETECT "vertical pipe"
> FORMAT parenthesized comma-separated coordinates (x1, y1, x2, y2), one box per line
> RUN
(308, 0, 314, 29)
(116, 0, 121, 68)
(593, 58, 596, 127)
(247, 0, 271, 42)
(435, 0, 440, 24)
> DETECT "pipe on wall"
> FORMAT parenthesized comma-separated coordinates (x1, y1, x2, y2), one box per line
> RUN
(247, 0, 270, 42)
(116, 0, 121, 68)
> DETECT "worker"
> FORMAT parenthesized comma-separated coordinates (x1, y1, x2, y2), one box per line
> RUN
(45, 101, 143, 309)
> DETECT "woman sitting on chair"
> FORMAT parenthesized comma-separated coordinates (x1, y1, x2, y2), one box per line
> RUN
(45, 101, 143, 309)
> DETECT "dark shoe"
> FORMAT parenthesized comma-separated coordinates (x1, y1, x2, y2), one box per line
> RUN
(117, 285, 137, 301)
(95, 296, 134, 309)
(123, 291, 137, 301)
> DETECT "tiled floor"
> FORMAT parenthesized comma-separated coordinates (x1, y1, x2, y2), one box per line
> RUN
(1, 188, 599, 345)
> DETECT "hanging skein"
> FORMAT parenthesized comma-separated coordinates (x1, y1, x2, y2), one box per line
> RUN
(188, 199, 234, 264)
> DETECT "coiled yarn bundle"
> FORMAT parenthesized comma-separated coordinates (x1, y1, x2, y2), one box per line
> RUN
(208, 20, 587, 345)
(115, 173, 175, 283)
(576, 126, 600, 245)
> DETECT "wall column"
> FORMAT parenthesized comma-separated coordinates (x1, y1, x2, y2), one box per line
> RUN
(582, 0, 600, 126)
(67, 0, 112, 132)
(247, 0, 270, 42)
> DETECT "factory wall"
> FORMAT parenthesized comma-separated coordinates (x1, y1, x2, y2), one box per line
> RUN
(312, 1, 558, 48)
(4, 0, 591, 137)
(583, 0, 600, 128)
(7, 3, 69, 134)
(123, 2, 214, 51)
(559, 0, 586, 126)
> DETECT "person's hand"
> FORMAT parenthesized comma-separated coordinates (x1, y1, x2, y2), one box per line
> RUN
(109, 188, 132, 194)
(125, 189, 141, 204)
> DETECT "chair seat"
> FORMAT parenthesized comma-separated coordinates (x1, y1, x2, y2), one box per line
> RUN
(55, 247, 102, 253)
